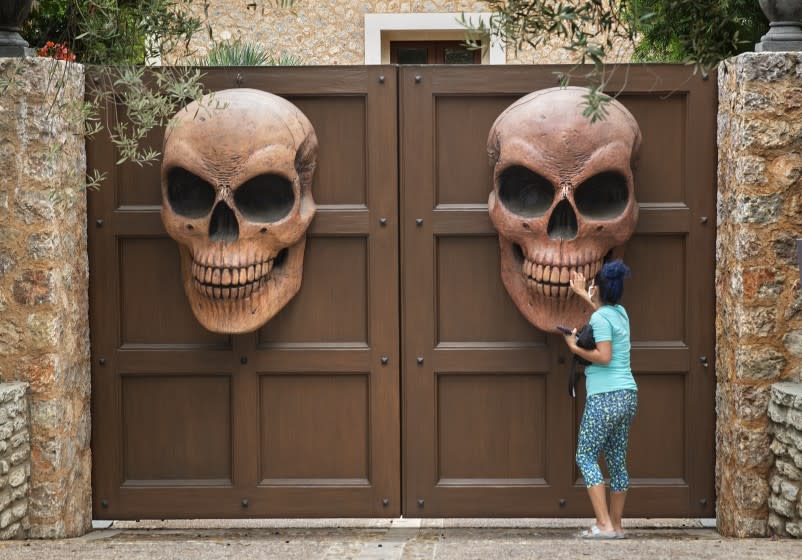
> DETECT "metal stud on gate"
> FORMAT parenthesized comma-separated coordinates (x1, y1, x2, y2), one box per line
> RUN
(381, 356, 389, 365)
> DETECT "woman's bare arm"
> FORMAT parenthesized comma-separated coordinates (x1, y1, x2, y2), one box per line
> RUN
(563, 337, 612, 365)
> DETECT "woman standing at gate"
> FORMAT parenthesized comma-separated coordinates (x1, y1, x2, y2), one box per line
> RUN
(562, 260, 638, 539)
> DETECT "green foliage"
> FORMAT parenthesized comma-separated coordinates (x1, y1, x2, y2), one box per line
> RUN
(191, 39, 304, 66)
(629, 0, 767, 66)
(21, 0, 202, 65)
(465, 1, 769, 120)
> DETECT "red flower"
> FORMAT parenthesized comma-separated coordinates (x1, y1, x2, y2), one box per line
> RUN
(37, 41, 76, 62)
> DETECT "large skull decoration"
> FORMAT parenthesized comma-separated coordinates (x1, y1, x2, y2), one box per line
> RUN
(161, 88, 317, 334)
(487, 87, 641, 333)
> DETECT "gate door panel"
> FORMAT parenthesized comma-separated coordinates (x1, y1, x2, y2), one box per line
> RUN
(400, 66, 716, 517)
(89, 67, 400, 518)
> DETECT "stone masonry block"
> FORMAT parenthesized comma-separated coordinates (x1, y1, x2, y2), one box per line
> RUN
(733, 469, 770, 509)
(10, 482, 27, 503)
(769, 493, 797, 518)
(11, 270, 55, 306)
(737, 346, 786, 381)
(771, 438, 787, 456)
(771, 473, 783, 494)
(734, 383, 772, 421)
(11, 500, 26, 520)
(773, 382, 802, 407)
(769, 400, 789, 423)
(0, 508, 15, 530)
(733, 52, 800, 82)
(0, 490, 11, 512)
(10, 445, 29, 467)
(785, 330, 802, 359)
(732, 193, 783, 224)
(735, 155, 767, 186)
(780, 479, 800, 502)
(777, 459, 802, 481)
(9, 432, 28, 449)
(7, 466, 25, 488)
(790, 446, 802, 470)
(769, 512, 788, 536)
(789, 409, 802, 432)
(735, 428, 773, 469)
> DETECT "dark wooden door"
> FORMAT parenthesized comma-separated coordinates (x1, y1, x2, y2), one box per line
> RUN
(399, 65, 717, 517)
(88, 67, 400, 518)
(391, 41, 481, 65)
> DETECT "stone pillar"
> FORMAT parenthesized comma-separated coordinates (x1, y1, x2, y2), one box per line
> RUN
(717, 52, 802, 537)
(0, 58, 91, 538)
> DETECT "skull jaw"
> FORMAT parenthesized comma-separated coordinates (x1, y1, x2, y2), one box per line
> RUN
(179, 240, 307, 334)
(498, 240, 594, 333)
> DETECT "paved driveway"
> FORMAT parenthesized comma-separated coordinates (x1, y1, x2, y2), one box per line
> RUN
(0, 519, 797, 559)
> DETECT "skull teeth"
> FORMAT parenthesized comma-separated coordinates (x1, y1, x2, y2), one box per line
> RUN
(523, 257, 604, 299)
(192, 259, 274, 300)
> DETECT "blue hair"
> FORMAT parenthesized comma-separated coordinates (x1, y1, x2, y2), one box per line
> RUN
(595, 260, 631, 305)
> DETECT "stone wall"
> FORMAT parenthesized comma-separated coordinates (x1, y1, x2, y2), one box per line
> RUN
(0, 57, 91, 538)
(768, 382, 802, 537)
(716, 52, 802, 538)
(176, 0, 632, 65)
(0, 382, 30, 539)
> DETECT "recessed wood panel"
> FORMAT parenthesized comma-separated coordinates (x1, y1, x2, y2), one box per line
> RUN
(623, 234, 686, 342)
(259, 237, 367, 345)
(115, 121, 164, 207)
(436, 236, 540, 344)
(119, 238, 230, 346)
(260, 374, 369, 480)
(435, 96, 518, 205)
(122, 375, 232, 481)
(572, 374, 686, 483)
(629, 374, 686, 479)
(437, 373, 546, 480)
(288, 96, 367, 206)
(619, 94, 686, 204)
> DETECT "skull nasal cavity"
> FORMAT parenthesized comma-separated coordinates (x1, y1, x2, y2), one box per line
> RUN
(209, 202, 239, 242)
(547, 200, 578, 240)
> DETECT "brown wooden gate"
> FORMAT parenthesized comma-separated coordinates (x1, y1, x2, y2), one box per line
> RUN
(89, 67, 400, 518)
(89, 65, 716, 519)
(400, 65, 716, 517)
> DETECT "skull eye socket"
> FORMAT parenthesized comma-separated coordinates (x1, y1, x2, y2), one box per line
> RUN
(234, 174, 296, 223)
(498, 166, 554, 217)
(167, 167, 216, 219)
(575, 172, 630, 220)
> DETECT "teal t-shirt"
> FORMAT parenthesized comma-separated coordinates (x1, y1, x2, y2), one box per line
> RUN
(584, 305, 637, 396)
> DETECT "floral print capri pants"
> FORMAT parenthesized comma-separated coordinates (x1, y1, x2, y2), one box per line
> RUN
(575, 389, 638, 491)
